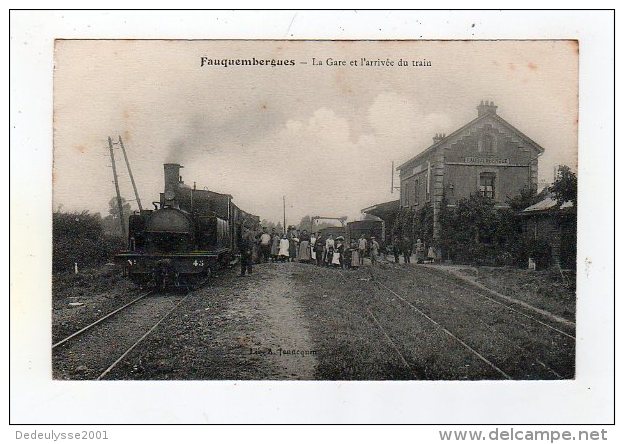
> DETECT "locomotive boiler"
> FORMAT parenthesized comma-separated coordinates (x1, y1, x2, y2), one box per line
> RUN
(115, 163, 259, 288)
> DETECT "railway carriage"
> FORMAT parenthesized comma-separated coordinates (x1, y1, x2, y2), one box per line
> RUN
(115, 163, 259, 289)
(346, 220, 386, 247)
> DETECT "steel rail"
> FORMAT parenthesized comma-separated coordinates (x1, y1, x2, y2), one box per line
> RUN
(367, 266, 566, 379)
(393, 265, 575, 340)
(366, 307, 414, 373)
(96, 293, 190, 380)
(373, 278, 512, 380)
(52, 291, 153, 349)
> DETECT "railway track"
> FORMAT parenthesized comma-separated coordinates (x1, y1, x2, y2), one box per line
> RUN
(414, 265, 575, 337)
(378, 268, 575, 379)
(96, 293, 190, 380)
(371, 276, 513, 379)
(332, 267, 417, 376)
(383, 264, 577, 348)
(396, 265, 575, 379)
(52, 291, 154, 350)
(52, 284, 202, 380)
(363, 264, 574, 379)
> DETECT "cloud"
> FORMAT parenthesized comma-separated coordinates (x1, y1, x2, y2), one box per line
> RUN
(52, 41, 577, 225)
(368, 92, 454, 158)
(199, 95, 453, 225)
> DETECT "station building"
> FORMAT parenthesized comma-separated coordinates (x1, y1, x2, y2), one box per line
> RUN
(396, 100, 544, 239)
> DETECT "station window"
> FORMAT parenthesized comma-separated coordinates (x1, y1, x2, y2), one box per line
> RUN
(479, 173, 496, 199)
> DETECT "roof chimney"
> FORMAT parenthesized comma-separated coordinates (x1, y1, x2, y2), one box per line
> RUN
(477, 100, 498, 117)
(433, 133, 445, 144)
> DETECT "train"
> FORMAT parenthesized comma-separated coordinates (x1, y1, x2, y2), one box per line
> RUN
(318, 220, 386, 247)
(115, 163, 259, 288)
(346, 220, 386, 246)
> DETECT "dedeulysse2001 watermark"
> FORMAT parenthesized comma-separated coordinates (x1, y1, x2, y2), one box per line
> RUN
(15, 430, 109, 440)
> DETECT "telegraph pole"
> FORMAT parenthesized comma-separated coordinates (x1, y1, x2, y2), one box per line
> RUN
(117, 136, 143, 211)
(283, 195, 286, 235)
(108, 136, 126, 238)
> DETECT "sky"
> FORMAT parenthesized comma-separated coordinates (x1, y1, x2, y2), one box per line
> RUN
(53, 40, 578, 225)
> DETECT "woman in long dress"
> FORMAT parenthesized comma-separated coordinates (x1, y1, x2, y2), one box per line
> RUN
(270, 232, 280, 261)
(278, 235, 290, 262)
(310, 233, 317, 261)
(350, 241, 360, 268)
(298, 230, 311, 262)
(427, 245, 436, 263)
(288, 229, 299, 262)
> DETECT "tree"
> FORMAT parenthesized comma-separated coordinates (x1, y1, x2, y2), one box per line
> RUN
(499, 186, 543, 247)
(52, 210, 125, 273)
(550, 165, 577, 270)
(438, 193, 505, 264)
(108, 196, 132, 220)
(506, 186, 541, 212)
(550, 165, 577, 206)
(298, 215, 313, 232)
(412, 203, 433, 245)
(102, 196, 132, 237)
(391, 207, 415, 239)
(259, 219, 285, 234)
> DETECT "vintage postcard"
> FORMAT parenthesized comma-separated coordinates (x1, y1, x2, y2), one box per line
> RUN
(51, 39, 578, 382)
(10, 9, 616, 427)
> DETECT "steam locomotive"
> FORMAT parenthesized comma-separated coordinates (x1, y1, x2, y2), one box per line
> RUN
(115, 163, 259, 288)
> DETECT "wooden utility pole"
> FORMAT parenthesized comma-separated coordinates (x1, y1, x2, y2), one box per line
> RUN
(283, 195, 286, 234)
(117, 136, 143, 211)
(108, 136, 126, 238)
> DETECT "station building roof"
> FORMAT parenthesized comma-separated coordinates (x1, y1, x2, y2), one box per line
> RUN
(361, 199, 400, 219)
(521, 195, 574, 215)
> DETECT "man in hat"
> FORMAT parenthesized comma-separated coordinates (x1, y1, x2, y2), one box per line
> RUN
(259, 227, 272, 263)
(239, 228, 253, 276)
(391, 234, 401, 263)
(358, 234, 367, 265)
(401, 234, 413, 264)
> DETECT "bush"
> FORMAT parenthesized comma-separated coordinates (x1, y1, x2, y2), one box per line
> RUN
(439, 192, 546, 268)
(513, 235, 552, 270)
(53, 211, 126, 273)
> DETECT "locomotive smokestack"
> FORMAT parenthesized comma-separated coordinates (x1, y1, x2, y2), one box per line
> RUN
(163, 163, 183, 207)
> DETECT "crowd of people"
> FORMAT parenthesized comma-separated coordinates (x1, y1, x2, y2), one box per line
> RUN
(238, 225, 440, 276)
